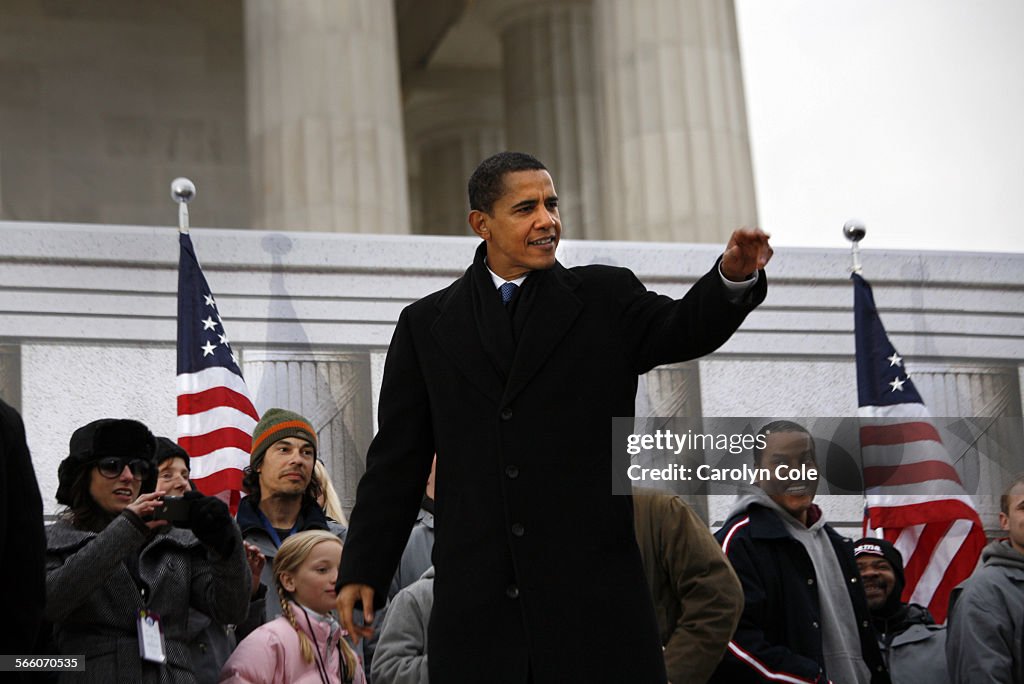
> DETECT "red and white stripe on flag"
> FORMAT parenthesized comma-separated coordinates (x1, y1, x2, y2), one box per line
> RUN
(177, 366, 258, 512)
(861, 402, 986, 623)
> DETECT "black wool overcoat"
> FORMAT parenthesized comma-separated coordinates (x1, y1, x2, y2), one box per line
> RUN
(341, 242, 766, 683)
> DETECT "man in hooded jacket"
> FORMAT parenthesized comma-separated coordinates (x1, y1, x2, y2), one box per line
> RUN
(946, 474, 1024, 684)
(711, 421, 889, 684)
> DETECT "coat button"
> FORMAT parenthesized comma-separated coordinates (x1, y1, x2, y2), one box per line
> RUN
(505, 465, 519, 479)
(511, 523, 525, 537)
(812, 621, 819, 629)
(506, 585, 520, 599)
(500, 407, 513, 420)
(850, 577, 858, 583)
(806, 578, 814, 585)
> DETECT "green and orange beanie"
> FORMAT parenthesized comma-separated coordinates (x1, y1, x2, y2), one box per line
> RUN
(250, 408, 318, 470)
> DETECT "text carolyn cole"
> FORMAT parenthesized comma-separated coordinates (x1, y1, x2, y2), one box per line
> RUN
(626, 463, 819, 485)
(625, 429, 767, 456)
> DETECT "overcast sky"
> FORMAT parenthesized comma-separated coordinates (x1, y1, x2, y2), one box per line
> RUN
(734, 0, 1023, 254)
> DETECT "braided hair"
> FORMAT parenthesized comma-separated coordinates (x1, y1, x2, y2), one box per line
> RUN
(273, 530, 358, 683)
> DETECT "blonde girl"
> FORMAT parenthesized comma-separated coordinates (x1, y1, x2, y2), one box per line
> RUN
(220, 530, 365, 684)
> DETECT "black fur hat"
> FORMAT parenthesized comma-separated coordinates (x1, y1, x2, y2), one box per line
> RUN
(56, 418, 157, 506)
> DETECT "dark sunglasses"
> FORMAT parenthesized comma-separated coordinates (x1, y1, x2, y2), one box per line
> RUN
(96, 457, 153, 480)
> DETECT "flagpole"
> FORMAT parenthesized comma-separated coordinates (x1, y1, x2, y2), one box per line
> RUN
(171, 177, 196, 234)
(846, 218, 871, 536)
(843, 218, 865, 274)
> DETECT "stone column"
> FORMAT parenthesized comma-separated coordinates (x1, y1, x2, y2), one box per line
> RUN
(482, 0, 604, 240)
(639, 362, 708, 522)
(909, 365, 1024, 534)
(405, 70, 506, 236)
(0, 345, 21, 411)
(244, 0, 410, 234)
(594, 0, 757, 243)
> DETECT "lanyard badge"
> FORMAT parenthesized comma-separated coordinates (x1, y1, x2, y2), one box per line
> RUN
(137, 610, 167, 664)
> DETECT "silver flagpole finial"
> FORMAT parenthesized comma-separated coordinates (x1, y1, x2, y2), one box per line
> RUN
(843, 218, 866, 274)
(171, 177, 196, 234)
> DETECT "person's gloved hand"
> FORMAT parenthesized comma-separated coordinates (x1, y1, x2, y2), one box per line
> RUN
(187, 492, 238, 555)
(171, 490, 205, 529)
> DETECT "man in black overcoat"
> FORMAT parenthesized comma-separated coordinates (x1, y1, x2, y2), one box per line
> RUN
(0, 398, 46, 678)
(338, 152, 771, 683)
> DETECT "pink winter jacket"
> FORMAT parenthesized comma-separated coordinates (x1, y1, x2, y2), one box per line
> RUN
(219, 603, 366, 684)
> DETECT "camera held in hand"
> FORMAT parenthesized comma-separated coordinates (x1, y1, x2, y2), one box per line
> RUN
(153, 495, 193, 525)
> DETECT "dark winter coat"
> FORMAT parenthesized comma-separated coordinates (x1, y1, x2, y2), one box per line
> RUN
(340, 242, 765, 683)
(0, 399, 46, 656)
(712, 503, 890, 684)
(872, 603, 948, 684)
(45, 513, 249, 683)
(632, 488, 743, 684)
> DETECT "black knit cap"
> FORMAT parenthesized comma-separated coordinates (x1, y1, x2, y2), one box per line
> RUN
(56, 418, 157, 506)
(854, 537, 906, 613)
(155, 436, 190, 468)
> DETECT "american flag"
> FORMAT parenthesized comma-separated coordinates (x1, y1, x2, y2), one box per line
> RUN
(854, 272, 985, 623)
(177, 232, 259, 513)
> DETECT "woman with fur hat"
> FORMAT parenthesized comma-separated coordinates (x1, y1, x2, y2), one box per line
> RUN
(45, 418, 250, 683)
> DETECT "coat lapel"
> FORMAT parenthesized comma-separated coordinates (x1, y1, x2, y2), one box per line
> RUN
(431, 268, 506, 406)
(502, 264, 582, 405)
(431, 245, 582, 408)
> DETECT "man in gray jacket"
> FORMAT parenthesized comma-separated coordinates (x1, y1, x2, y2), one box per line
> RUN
(854, 538, 948, 684)
(946, 474, 1024, 683)
(372, 567, 434, 684)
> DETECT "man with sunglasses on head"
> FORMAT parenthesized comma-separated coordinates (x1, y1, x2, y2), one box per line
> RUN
(44, 417, 249, 682)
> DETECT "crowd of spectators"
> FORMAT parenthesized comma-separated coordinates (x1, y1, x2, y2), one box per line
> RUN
(3, 400, 1021, 683)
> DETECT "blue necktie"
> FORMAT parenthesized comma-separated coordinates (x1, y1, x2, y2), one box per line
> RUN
(499, 281, 518, 306)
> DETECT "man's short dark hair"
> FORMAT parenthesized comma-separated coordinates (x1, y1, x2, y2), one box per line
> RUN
(753, 420, 813, 466)
(468, 151, 547, 214)
(1000, 472, 1024, 515)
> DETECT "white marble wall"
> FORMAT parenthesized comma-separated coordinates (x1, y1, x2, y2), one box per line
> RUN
(21, 343, 178, 515)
